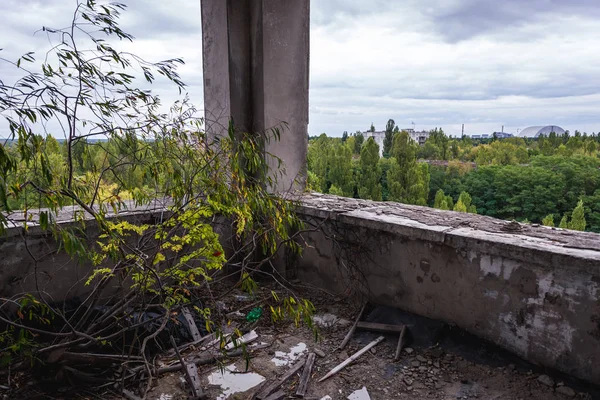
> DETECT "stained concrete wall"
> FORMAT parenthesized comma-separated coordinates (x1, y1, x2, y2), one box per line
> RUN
(0, 203, 168, 304)
(0, 201, 236, 305)
(6, 193, 600, 385)
(291, 193, 600, 385)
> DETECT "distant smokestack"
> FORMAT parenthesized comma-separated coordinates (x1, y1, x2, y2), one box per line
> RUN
(462, 124, 464, 136)
(502, 125, 504, 133)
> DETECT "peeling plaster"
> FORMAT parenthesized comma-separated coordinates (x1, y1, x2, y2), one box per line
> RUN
(498, 311, 530, 357)
(527, 273, 554, 306)
(480, 256, 519, 281)
(531, 312, 575, 355)
(480, 255, 502, 278)
(468, 251, 478, 263)
(498, 304, 576, 362)
(502, 259, 519, 280)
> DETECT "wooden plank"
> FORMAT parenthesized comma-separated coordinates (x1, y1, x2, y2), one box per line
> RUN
(356, 321, 405, 333)
(339, 302, 367, 350)
(296, 353, 316, 397)
(186, 363, 204, 399)
(319, 336, 385, 383)
(181, 306, 203, 342)
(256, 358, 306, 399)
(165, 332, 217, 358)
(157, 343, 272, 375)
(394, 325, 407, 361)
(170, 336, 204, 399)
(264, 391, 286, 400)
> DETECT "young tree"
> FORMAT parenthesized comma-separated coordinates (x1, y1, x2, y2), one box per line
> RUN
(358, 138, 382, 200)
(383, 119, 395, 158)
(354, 131, 365, 154)
(454, 198, 468, 212)
(434, 189, 446, 208)
(585, 140, 597, 155)
(542, 214, 555, 227)
(378, 157, 392, 201)
(445, 194, 454, 210)
(453, 191, 476, 213)
(328, 141, 354, 196)
(307, 170, 322, 192)
(387, 131, 429, 205)
(0, 2, 314, 389)
(450, 141, 460, 159)
(434, 189, 450, 210)
(428, 128, 449, 160)
(569, 199, 586, 231)
(559, 214, 569, 229)
(307, 133, 331, 192)
(419, 140, 442, 160)
(328, 184, 344, 196)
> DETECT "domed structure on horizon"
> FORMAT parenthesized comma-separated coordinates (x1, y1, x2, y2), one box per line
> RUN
(518, 125, 565, 138)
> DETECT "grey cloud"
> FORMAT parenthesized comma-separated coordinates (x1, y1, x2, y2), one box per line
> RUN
(121, 1, 201, 39)
(311, 0, 394, 26)
(0, 0, 202, 138)
(424, 0, 600, 42)
(3, 0, 600, 138)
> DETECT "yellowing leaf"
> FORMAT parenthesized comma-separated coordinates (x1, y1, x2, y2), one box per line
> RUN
(153, 252, 166, 265)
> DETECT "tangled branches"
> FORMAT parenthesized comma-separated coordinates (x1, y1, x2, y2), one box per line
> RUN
(0, 1, 315, 397)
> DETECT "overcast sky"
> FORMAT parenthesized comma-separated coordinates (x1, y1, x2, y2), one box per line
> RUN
(2, 1, 600, 137)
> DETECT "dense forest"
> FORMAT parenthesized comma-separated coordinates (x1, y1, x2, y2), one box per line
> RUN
(308, 120, 599, 232)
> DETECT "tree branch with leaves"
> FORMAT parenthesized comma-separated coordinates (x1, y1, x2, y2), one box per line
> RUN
(0, 1, 315, 397)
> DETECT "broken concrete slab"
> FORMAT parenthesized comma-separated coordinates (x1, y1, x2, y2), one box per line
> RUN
(207, 365, 265, 400)
(347, 386, 371, 400)
(271, 342, 307, 366)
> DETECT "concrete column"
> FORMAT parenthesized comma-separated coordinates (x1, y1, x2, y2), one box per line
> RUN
(201, 0, 310, 192)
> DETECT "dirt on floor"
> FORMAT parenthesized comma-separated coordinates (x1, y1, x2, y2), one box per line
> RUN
(144, 285, 598, 400)
(2, 283, 596, 399)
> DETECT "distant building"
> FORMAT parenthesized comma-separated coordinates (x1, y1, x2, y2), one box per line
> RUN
(470, 132, 513, 139)
(363, 131, 386, 156)
(410, 130, 429, 146)
(363, 129, 429, 156)
(492, 132, 513, 138)
(518, 125, 565, 138)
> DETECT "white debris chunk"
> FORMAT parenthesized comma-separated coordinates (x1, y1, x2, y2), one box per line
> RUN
(208, 365, 265, 400)
(347, 386, 371, 400)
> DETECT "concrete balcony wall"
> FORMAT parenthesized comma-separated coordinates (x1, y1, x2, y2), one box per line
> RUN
(0, 202, 237, 306)
(0, 204, 167, 305)
(291, 193, 600, 385)
(4, 193, 600, 385)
